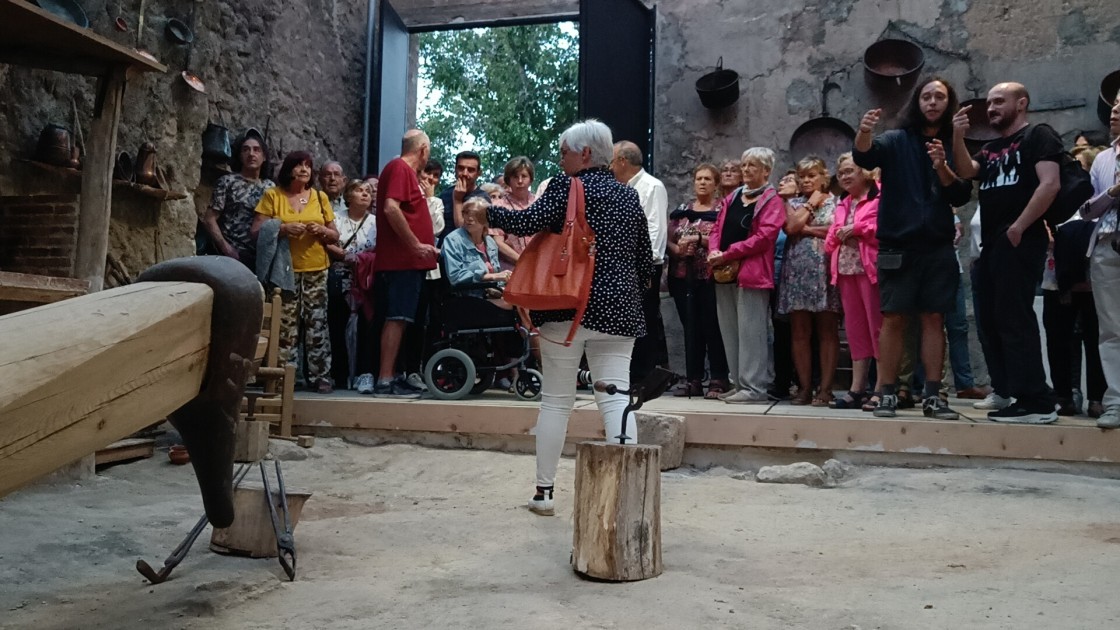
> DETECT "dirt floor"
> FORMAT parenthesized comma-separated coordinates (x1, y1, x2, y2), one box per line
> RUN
(2, 437, 1120, 630)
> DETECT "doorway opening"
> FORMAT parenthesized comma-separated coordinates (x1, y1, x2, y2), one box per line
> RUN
(415, 22, 579, 184)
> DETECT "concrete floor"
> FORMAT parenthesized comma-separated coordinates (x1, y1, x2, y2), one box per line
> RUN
(2, 438, 1119, 629)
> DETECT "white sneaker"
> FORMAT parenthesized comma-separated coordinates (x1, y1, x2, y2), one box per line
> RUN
(723, 389, 770, 404)
(973, 393, 1012, 410)
(527, 486, 554, 516)
(406, 372, 428, 392)
(355, 373, 375, 395)
(717, 387, 739, 401)
(1098, 406, 1120, 430)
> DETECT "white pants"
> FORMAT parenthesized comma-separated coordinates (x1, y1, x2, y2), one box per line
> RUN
(534, 322, 635, 487)
(1091, 235, 1120, 408)
(714, 284, 773, 396)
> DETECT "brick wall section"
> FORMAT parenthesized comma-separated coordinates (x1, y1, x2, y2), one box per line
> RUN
(0, 195, 79, 277)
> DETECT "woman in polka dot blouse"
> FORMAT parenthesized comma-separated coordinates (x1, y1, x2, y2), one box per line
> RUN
(488, 119, 654, 516)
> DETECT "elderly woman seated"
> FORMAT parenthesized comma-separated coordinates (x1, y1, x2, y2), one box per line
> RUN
(441, 198, 514, 309)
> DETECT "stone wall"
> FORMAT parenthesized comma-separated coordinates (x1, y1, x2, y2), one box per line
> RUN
(653, 0, 1118, 218)
(0, 0, 369, 279)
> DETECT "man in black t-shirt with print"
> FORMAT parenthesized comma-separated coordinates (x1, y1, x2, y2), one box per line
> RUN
(952, 82, 1061, 424)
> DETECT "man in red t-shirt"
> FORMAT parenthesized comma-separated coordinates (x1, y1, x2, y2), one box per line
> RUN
(371, 129, 438, 398)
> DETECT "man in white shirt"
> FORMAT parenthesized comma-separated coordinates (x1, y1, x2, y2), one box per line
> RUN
(1082, 90, 1120, 428)
(612, 141, 669, 385)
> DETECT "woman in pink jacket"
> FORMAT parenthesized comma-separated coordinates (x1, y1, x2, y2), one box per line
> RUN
(707, 147, 786, 403)
(824, 153, 882, 408)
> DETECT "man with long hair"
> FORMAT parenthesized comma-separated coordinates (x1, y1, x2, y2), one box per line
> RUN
(854, 76, 972, 420)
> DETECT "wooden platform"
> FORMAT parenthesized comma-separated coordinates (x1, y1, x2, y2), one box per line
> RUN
(292, 391, 1120, 465)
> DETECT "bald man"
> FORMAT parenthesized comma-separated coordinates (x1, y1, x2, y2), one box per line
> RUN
(371, 129, 438, 398)
(952, 82, 1062, 424)
(611, 140, 669, 384)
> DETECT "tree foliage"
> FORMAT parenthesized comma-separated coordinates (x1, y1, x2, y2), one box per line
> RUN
(417, 23, 579, 184)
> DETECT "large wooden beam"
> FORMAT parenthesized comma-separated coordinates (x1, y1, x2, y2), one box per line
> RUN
(0, 281, 213, 497)
(73, 66, 126, 292)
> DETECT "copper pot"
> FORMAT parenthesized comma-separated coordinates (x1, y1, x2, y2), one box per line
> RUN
(135, 142, 159, 187)
(35, 123, 73, 167)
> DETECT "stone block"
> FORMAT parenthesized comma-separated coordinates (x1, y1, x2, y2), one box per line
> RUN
(756, 462, 828, 487)
(634, 411, 685, 471)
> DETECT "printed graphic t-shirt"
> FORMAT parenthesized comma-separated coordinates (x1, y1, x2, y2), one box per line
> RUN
(374, 158, 435, 271)
(255, 187, 335, 273)
(974, 124, 1063, 247)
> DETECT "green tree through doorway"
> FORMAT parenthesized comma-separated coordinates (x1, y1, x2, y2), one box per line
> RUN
(417, 23, 578, 185)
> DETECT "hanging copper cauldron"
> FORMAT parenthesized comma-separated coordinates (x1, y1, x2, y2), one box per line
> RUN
(35, 123, 74, 167)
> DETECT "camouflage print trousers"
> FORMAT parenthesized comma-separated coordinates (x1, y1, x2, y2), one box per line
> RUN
(279, 269, 332, 385)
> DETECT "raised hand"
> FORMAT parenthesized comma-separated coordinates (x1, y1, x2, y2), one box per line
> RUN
(952, 104, 972, 137)
(859, 109, 882, 134)
(926, 139, 947, 170)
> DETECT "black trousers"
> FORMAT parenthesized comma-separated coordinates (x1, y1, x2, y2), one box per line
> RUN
(667, 273, 729, 382)
(975, 232, 1054, 409)
(770, 286, 794, 395)
(630, 263, 669, 384)
(327, 277, 375, 387)
(1043, 289, 1105, 402)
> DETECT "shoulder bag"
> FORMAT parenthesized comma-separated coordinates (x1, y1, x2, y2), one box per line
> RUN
(503, 177, 596, 346)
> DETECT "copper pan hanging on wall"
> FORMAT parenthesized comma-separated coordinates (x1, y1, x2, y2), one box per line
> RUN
(789, 79, 855, 170)
(863, 38, 925, 89)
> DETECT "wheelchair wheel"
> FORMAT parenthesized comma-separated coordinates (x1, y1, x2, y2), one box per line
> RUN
(514, 368, 543, 401)
(470, 371, 496, 395)
(424, 348, 476, 400)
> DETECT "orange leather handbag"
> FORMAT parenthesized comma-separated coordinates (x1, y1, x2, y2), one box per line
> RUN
(503, 177, 596, 346)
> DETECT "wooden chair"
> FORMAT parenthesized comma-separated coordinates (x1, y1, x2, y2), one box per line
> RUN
(241, 288, 295, 437)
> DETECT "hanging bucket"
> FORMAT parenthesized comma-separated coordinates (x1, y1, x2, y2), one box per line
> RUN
(695, 57, 740, 109)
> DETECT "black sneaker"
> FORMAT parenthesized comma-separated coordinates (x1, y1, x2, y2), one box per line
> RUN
(873, 393, 898, 418)
(372, 379, 422, 399)
(395, 376, 427, 396)
(922, 395, 960, 420)
(988, 404, 1058, 425)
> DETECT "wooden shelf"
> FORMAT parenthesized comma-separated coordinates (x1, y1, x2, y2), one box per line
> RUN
(0, 0, 166, 76)
(17, 159, 187, 201)
(0, 271, 89, 303)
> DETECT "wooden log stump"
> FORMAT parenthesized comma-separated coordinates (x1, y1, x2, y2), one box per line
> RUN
(210, 484, 311, 558)
(571, 441, 662, 581)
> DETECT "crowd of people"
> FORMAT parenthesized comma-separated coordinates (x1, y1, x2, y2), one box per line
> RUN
(198, 76, 1120, 441)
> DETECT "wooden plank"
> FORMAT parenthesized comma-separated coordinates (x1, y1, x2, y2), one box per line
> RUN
(0, 281, 212, 497)
(0, 1, 166, 74)
(292, 397, 606, 439)
(94, 438, 155, 465)
(680, 411, 1120, 463)
(0, 271, 89, 303)
(73, 66, 125, 292)
(291, 396, 1120, 464)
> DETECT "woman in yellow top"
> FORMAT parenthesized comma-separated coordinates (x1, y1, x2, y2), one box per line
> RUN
(251, 150, 340, 393)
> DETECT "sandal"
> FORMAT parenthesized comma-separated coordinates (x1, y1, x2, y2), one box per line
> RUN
(861, 393, 881, 412)
(674, 379, 703, 398)
(791, 389, 812, 406)
(704, 379, 729, 400)
(897, 390, 915, 409)
(830, 391, 865, 409)
(811, 391, 834, 407)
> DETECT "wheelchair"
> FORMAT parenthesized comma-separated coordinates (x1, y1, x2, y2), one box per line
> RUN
(422, 263, 542, 401)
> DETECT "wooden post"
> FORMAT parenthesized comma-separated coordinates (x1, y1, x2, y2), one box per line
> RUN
(74, 66, 127, 292)
(233, 420, 270, 463)
(571, 441, 662, 581)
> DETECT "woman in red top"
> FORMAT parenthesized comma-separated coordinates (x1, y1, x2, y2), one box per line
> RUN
(667, 163, 730, 399)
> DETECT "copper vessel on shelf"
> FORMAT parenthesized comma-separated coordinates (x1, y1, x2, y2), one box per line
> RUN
(134, 142, 159, 187)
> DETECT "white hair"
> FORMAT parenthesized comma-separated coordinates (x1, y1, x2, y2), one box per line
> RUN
(740, 147, 775, 173)
(560, 119, 614, 168)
